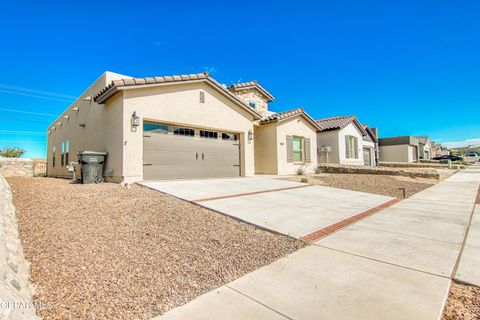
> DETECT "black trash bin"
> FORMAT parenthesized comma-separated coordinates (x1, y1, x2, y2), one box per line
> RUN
(77, 151, 108, 184)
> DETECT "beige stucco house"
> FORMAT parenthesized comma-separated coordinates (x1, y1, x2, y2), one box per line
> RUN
(47, 71, 319, 182)
(316, 115, 377, 166)
(416, 136, 432, 160)
(254, 108, 319, 174)
(378, 136, 420, 163)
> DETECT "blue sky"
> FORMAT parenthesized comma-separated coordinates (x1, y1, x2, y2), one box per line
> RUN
(0, 0, 479, 158)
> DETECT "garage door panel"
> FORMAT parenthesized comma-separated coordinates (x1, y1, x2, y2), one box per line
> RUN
(143, 132, 240, 180)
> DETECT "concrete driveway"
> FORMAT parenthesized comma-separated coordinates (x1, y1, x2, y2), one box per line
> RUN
(140, 177, 393, 238)
(155, 168, 480, 320)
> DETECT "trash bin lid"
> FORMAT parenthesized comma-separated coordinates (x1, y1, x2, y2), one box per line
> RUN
(77, 151, 108, 156)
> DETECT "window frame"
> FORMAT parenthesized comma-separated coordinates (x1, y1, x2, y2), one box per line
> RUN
(346, 135, 358, 159)
(199, 130, 218, 139)
(292, 136, 304, 163)
(144, 122, 168, 134)
(52, 146, 56, 167)
(61, 142, 65, 166)
(173, 127, 195, 137)
(222, 133, 238, 141)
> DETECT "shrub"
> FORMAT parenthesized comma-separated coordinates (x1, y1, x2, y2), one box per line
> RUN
(0, 147, 25, 158)
(314, 166, 321, 174)
(296, 167, 305, 175)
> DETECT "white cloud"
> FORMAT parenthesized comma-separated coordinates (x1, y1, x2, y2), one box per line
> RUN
(441, 138, 480, 148)
(202, 66, 217, 75)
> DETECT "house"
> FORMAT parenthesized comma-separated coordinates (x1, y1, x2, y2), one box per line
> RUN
(46, 71, 318, 182)
(254, 108, 319, 174)
(416, 136, 432, 160)
(316, 115, 376, 166)
(362, 125, 379, 166)
(378, 136, 420, 163)
(431, 142, 450, 157)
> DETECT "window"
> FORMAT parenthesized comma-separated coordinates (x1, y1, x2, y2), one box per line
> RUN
(173, 127, 195, 136)
(222, 133, 238, 141)
(144, 123, 168, 134)
(249, 102, 257, 109)
(52, 146, 56, 167)
(200, 130, 218, 139)
(65, 140, 69, 165)
(292, 137, 304, 162)
(61, 142, 65, 166)
(345, 136, 358, 159)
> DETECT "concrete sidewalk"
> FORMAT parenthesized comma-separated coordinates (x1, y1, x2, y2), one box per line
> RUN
(155, 168, 480, 320)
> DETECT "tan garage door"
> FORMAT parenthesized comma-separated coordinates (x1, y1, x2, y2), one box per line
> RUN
(143, 130, 240, 180)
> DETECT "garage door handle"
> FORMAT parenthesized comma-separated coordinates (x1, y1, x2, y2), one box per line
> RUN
(196, 152, 198, 160)
(202, 153, 205, 160)
(143, 163, 152, 166)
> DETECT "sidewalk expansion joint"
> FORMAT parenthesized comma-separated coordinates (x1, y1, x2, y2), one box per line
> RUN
(299, 198, 401, 243)
(226, 286, 293, 320)
(193, 184, 313, 202)
(314, 244, 450, 279)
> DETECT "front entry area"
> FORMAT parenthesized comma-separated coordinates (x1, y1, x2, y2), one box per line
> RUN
(143, 122, 241, 180)
(363, 147, 373, 166)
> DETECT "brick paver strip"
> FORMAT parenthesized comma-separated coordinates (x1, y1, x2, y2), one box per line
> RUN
(300, 198, 402, 243)
(193, 184, 313, 203)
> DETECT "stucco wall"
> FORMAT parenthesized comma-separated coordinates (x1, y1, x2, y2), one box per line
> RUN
(379, 144, 412, 163)
(121, 82, 256, 182)
(317, 130, 339, 164)
(276, 116, 318, 174)
(47, 72, 129, 182)
(254, 124, 278, 174)
(0, 175, 40, 319)
(338, 123, 364, 165)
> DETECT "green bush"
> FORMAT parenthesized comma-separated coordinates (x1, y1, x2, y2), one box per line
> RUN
(296, 167, 305, 175)
(0, 147, 25, 158)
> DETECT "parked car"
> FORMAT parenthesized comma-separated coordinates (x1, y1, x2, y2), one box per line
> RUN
(465, 152, 479, 157)
(432, 155, 463, 161)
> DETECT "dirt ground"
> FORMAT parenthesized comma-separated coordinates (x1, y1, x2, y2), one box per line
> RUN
(286, 173, 438, 198)
(7, 177, 305, 320)
(442, 281, 480, 320)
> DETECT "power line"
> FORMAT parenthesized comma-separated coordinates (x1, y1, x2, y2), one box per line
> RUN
(0, 107, 57, 117)
(0, 88, 74, 102)
(0, 82, 76, 99)
(0, 130, 45, 135)
(0, 140, 46, 144)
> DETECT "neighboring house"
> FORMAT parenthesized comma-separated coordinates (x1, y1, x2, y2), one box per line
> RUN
(254, 108, 319, 174)
(46, 71, 318, 182)
(431, 142, 450, 157)
(362, 125, 379, 166)
(378, 136, 420, 163)
(316, 115, 371, 166)
(416, 136, 432, 160)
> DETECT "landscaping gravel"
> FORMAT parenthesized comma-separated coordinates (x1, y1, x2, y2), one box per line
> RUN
(287, 173, 437, 198)
(7, 177, 305, 320)
(442, 281, 480, 320)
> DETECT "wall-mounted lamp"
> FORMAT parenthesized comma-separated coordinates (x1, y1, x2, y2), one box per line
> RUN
(131, 112, 140, 127)
(248, 129, 253, 142)
(79, 123, 86, 128)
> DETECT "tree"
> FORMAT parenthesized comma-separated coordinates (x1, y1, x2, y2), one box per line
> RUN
(0, 147, 25, 158)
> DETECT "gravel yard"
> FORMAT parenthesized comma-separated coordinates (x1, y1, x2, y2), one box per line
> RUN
(7, 177, 305, 320)
(285, 173, 437, 198)
(442, 281, 480, 320)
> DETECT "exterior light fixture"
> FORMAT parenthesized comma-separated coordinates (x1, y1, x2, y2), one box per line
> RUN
(248, 129, 253, 142)
(79, 123, 86, 128)
(131, 112, 140, 127)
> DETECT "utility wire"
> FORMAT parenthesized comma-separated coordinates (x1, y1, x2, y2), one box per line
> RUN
(0, 89, 74, 102)
(0, 130, 45, 135)
(0, 83, 76, 99)
(0, 107, 57, 117)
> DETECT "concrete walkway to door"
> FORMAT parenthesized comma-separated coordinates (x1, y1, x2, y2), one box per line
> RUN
(140, 177, 393, 238)
(153, 167, 480, 320)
